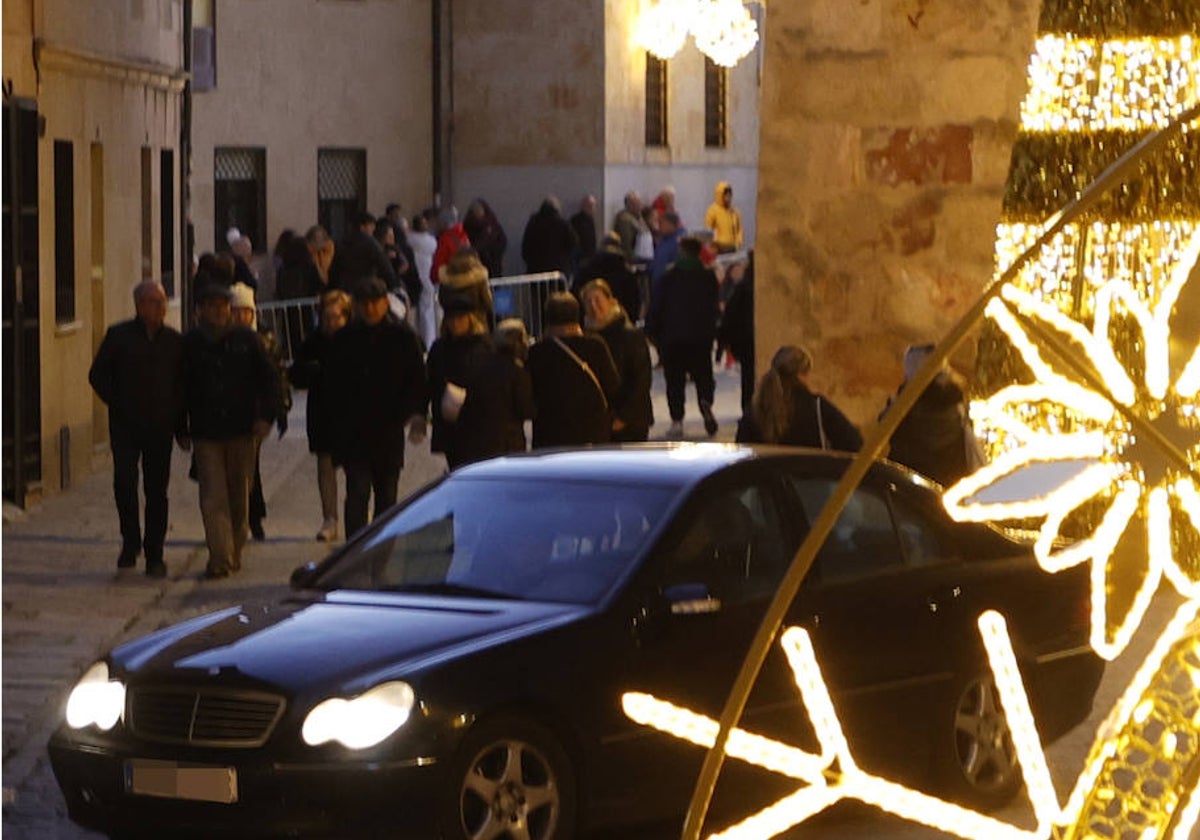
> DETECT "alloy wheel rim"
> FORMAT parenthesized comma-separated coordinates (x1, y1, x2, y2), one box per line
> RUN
(953, 676, 1018, 793)
(460, 737, 559, 840)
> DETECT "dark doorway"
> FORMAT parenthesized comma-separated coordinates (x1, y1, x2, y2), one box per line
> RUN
(3, 97, 43, 507)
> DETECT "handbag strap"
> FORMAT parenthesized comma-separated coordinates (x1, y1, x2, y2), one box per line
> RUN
(815, 396, 829, 449)
(551, 335, 609, 411)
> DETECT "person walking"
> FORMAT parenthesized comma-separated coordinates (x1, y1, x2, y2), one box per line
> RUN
(431, 206, 471, 291)
(645, 236, 720, 439)
(462, 198, 508, 279)
(650, 211, 686, 299)
(426, 298, 495, 470)
(521, 197, 578, 276)
(229, 283, 291, 542)
(289, 289, 353, 541)
(327, 277, 429, 537)
(580, 279, 653, 442)
(328, 211, 398, 294)
(527, 292, 619, 448)
(87, 280, 184, 578)
(613, 191, 651, 265)
(704, 181, 744, 254)
(408, 213, 439, 349)
(180, 283, 281, 579)
(438, 248, 495, 331)
(453, 318, 535, 466)
(738, 345, 862, 451)
(717, 251, 756, 421)
(569, 194, 599, 273)
(880, 343, 983, 486)
(574, 232, 642, 326)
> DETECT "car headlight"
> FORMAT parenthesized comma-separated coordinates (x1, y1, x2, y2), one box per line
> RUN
(65, 662, 126, 731)
(301, 681, 416, 749)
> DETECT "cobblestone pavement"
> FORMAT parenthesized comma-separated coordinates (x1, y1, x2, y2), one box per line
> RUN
(1, 368, 1179, 838)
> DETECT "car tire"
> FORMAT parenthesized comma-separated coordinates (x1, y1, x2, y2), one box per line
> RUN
(441, 714, 577, 840)
(932, 670, 1022, 809)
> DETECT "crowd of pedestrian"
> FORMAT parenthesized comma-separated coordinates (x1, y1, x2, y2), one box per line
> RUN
(88, 179, 981, 582)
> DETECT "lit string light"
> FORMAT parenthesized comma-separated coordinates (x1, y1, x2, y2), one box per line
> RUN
(633, 0, 758, 66)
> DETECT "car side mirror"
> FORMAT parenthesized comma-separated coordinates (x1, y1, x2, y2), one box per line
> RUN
(290, 561, 320, 589)
(663, 582, 721, 615)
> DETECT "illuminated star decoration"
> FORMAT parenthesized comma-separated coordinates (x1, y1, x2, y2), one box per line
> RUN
(943, 230, 1200, 660)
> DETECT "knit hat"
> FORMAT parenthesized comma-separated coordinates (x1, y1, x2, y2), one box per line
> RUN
(438, 250, 489, 287)
(229, 282, 256, 311)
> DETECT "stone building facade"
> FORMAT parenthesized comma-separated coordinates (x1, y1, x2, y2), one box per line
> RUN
(2, 0, 186, 505)
(448, 0, 761, 275)
(755, 0, 1042, 426)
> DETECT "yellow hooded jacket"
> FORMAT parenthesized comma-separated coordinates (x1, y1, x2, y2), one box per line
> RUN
(703, 180, 743, 251)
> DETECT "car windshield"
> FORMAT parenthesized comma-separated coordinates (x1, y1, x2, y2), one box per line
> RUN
(314, 477, 678, 604)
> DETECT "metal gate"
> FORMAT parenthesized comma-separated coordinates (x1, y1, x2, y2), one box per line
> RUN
(3, 96, 43, 507)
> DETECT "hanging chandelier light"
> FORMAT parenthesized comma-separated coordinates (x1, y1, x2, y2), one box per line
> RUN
(635, 0, 760, 67)
(690, 0, 760, 67)
(635, 0, 698, 60)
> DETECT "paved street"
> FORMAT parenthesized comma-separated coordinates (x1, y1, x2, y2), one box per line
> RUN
(1, 364, 1183, 838)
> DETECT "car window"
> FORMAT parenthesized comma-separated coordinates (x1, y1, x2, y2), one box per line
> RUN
(661, 482, 789, 604)
(889, 491, 955, 567)
(315, 478, 676, 604)
(786, 477, 902, 583)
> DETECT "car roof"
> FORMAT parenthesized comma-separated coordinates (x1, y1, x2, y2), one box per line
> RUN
(447, 443, 869, 489)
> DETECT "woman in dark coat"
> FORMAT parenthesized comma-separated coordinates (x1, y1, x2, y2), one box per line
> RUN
(453, 319, 535, 466)
(426, 300, 496, 469)
(738, 345, 862, 452)
(288, 289, 352, 541)
(462, 198, 508, 279)
(580, 278, 653, 441)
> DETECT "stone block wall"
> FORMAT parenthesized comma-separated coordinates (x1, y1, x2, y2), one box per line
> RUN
(756, 0, 1041, 426)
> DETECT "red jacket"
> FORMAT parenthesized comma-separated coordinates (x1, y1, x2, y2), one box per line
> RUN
(431, 224, 471, 285)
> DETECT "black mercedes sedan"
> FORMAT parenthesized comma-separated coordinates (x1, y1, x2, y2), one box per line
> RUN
(49, 445, 1103, 839)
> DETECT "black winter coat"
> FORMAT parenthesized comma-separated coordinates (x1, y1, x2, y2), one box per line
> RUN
(289, 330, 337, 453)
(645, 256, 719, 346)
(426, 333, 495, 462)
(594, 316, 653, 441)
(737, 383, 863, 452)
(521, 205, 578, 275)
(329, 228, 398, 293)
(89, 319, 185, 439)
(884, 378, 971, 486)
(182, 325, 280, 441)
(574, 250, 642, 324)
(527, 333, 619, 448)
(326, 317, 428, 466)
(453, 353, 534, 466)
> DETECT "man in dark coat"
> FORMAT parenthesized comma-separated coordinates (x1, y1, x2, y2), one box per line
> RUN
(453, 318, 535, 466)
(580, 279, 653, 442)
(527, 292, 619, 448)
(574, 232, 642, 325)
(327, 277, 429, 537)
(328, 211, 399, 295)
(521, 197, 578, 276)
(645, 236, 721, 439)
(180, 283, 280, 579)
(88, 281, 184, 577)
(569, 194, 599, 274)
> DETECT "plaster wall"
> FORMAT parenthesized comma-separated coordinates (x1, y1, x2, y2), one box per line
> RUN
(756, 0, 1041, 426)
(3, 0, 184, 495)
(190, 0, 432, 267)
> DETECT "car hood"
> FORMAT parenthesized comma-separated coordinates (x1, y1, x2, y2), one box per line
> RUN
(111, 591, 588, 696)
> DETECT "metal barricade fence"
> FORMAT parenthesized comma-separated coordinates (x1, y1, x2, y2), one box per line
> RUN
(488, 272, 569, 338)
(256, 297, 319, 365)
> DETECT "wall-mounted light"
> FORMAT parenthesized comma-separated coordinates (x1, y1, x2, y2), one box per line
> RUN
(635, 0, 760, 67)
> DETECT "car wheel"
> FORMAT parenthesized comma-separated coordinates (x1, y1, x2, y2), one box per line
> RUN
(934, 671, 1022, 809)
(442, 715, 577, 840)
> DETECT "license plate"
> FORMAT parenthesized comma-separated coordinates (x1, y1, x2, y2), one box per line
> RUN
(125, 759, 238, 804)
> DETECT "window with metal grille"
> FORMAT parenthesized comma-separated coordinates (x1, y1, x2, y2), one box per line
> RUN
(160, 149, 175, 296)
(317, 148, 366, 244)
(704, 57, 728, 149)
(213, 147, 265, 252)
(53, 140, 76, 323)
(645, 54, 668, 147)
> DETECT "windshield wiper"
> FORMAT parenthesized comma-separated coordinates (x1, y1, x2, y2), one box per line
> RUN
(386, 582, 515, 600)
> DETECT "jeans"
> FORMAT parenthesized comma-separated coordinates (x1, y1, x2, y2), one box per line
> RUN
(111, 426, 173, 566)
(317, 452, 338, 528)
(343, 459, 401, 539)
